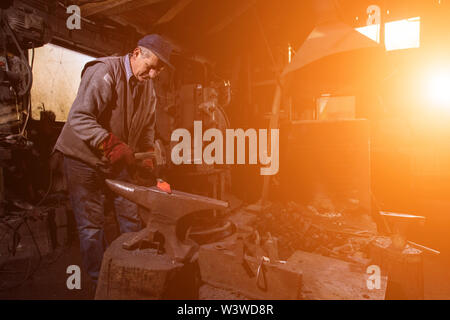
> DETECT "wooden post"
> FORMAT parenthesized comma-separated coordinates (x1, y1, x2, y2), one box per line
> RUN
(260, 83, 282, 206)
(0, 167, 4, 217)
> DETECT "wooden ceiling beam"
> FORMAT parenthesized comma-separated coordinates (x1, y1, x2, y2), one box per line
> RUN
(206, 0, 256, 36)
(81, 0, 164, 17)
(153, 0, 193, 25)
(107, 15, 149, 35)
(82, 0, 166, 17)
(81, 0, 132, 17)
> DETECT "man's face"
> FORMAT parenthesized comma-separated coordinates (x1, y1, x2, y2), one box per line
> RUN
(130, 47, 164, 82)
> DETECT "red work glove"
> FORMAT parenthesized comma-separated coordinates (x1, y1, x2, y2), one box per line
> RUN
(157, 178, 172, 194)
(99, 133, 135, 167)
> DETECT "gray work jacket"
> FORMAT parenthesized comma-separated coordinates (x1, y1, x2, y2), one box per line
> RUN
(55, 55, 156, 169)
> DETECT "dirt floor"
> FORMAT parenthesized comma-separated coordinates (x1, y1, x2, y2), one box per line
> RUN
(0, 244, 449, 300)
(0, 234, 449, 300)
(0, 242, 95, 299)
(1, 199, 450, 300)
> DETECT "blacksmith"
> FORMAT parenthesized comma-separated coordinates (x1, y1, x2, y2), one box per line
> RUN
(54, 34, 173, 283)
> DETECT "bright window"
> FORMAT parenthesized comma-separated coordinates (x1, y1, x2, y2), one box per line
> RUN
(355, 24, 380, 43)
(385, 17, 420, 51)
(355, 16, 420, 51)
(29, 44, 94, 121)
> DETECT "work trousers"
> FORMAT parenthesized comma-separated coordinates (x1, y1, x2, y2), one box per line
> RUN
(63, 156, 142, 282)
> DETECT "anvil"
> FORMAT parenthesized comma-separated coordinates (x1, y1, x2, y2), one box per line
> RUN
(105, 179, 229, 262)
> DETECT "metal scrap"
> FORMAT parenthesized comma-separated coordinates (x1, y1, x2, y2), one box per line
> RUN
(252, 201, 374, 265)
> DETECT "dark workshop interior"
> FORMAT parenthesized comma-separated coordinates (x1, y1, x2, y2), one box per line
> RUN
(0, 0, 450, 300)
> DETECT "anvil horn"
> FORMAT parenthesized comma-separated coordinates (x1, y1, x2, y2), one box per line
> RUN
(105, 179, 229, 221)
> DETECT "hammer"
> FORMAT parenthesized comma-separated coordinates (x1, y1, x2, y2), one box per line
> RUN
(134, 139, 166, 166)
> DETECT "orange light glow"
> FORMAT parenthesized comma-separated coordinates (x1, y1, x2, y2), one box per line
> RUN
(426, 68, 450, 108)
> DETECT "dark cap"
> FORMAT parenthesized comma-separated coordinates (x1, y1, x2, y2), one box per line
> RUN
(138, 34, 174, 69)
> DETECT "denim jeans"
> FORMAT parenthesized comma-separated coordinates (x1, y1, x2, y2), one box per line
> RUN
(63, 156, 142, 282)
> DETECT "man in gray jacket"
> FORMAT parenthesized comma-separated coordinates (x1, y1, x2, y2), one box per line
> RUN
(55, 34, 173, 283)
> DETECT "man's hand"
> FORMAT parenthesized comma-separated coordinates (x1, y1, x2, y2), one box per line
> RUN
(140, 146, 155, 171)
(99, 133, 135, 167)
(142, 158, 154, 170)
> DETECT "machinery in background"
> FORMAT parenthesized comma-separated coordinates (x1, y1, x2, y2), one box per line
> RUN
(156, 55, 232, 201)
(3, 2, 51, 49)
(0, 0, 51, 134)
(0, 1, 56, 291)
(0, 0, 52, 195)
